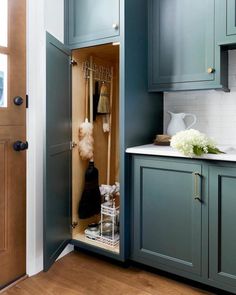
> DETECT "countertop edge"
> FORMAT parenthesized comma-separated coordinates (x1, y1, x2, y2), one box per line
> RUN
(126, 145, 236, 162)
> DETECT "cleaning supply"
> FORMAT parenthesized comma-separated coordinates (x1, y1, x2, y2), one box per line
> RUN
(93, 81, 100, 121)
(106, 68, 113, 183)
(97, 83, 110, 133)
(78, 78, 94, 160)
(78, 118, 94, 160)
(78, 161, 101, 219)
(78, 56, 101, 219)
(97, 83, 110, 114)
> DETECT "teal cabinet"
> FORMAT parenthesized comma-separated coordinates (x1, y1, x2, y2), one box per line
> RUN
(132, 156, 202, 275)
(45, 0, 164, 271)
(226, 0, 236, 36)
(149, 0, 228, 92)
(44, 33, 72, 271)
(130, 155, 236, 293)
(216, 0, 236, 45)
(65, 0, 120, 48)
(209, 165, 236, 289)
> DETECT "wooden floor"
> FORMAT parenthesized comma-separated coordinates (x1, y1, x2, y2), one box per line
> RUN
(2, 251, 216, 295)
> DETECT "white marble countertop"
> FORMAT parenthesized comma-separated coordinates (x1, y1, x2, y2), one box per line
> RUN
(126, 144, 236, 162)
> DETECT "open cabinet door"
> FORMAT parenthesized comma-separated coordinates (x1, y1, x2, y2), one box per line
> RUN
(44, 33, 72, 271)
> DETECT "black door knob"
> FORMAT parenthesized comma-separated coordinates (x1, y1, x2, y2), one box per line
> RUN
(13, 96, 24, 106)
(13, 141, 28, 151)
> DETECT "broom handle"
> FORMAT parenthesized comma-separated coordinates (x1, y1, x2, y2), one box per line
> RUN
(85, 78, 88, 119)
(89, 56, 94, 162)
(107, 67, 114, 185)
(89, 56, 93, 124)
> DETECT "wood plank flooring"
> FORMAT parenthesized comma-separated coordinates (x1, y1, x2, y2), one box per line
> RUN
(2, 251, 216, 295)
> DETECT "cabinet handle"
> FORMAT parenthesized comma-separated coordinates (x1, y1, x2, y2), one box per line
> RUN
(112, 23, 119, 30)
(207, 67, 215, 74)
(193, 172, 202, 202)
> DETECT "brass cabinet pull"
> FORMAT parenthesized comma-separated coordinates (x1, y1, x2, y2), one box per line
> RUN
(207, 67, 215, 74)
(112, 23, 119, 30)
(193, 172, 202, 202)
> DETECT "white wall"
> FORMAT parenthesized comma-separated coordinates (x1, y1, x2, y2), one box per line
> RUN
(164, 50, 236, 146)
(27, 0, 73, 276)
(45, 0, 64, 43)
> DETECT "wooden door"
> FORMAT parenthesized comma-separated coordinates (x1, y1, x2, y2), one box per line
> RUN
(148, 0, 215, 91)
(44, 33, 72, 271)
(209, 165, 236, 289)
(132, 156, 202, 275)
(0, 0, 26, 289)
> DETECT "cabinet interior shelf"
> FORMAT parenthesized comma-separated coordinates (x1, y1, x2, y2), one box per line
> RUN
(73, 232, 120, 254)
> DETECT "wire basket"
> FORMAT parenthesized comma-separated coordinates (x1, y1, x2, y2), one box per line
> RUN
(85, 201, 120, 248)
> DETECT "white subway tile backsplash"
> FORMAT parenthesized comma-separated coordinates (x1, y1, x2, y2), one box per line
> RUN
(164, 50, 236, 146)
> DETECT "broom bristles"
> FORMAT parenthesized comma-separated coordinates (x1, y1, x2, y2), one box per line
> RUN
(97, 84, 110, 114)
(78, 161, 101, 219)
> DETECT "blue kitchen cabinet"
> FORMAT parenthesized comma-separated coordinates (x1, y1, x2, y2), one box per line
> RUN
(216, 0, 236, 45)
(44, 0, 163, 271)
(44, 33, 72, 271)
(149, 0, 228, 92)
(226, 0, 236, 36)
(209, 165, 236, 290)
(132, 156, 202, 275)
(65, 0, 120, 49)
(130, 154, 236, 293)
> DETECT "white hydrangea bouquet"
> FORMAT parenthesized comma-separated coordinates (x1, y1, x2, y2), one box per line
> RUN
(170, 129, 224, 157)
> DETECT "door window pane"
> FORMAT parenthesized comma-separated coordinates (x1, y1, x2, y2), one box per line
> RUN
(0, 54, 7, 107)
(0, 0, 8, 47)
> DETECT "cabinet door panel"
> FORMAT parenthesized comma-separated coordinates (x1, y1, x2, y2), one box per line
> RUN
(216, 0, 236, 45)
(68, 0, 119, 46)
(227, 0, 236, 36)
(149, 0, 215, 88)
(209, 166, 236, 287)
(44, 33, 72, 271)
(133, 157, 202, 275)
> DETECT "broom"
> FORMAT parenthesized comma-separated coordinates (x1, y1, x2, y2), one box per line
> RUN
(97, 82, 110, 133)
(106, 67, 113, 184)
(78, 56, 101, 219)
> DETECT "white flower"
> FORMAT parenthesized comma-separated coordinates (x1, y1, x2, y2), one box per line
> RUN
(170, 129, 218, 157)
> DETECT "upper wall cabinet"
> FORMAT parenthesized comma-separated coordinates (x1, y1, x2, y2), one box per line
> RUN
(216, 0, 236, 45)
(65, 0, 120, 49)
(148, 0, 228, 92)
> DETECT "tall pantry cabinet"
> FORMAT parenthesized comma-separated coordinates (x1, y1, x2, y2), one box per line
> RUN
(43, 0, 163, 270)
